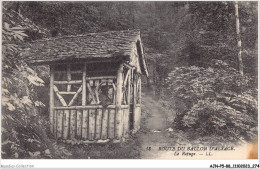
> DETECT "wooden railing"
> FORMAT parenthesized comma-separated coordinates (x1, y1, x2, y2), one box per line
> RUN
(49, 63, 137, 143)
(52, 106, 130, 142)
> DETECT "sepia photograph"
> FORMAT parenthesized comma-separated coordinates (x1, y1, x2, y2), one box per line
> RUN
(1, 0, 259, 168)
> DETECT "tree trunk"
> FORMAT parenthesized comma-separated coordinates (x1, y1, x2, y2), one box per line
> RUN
(235, 1, 244, 76)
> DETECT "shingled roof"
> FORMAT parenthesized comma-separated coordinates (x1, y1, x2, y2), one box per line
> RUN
(21, 30, 148, 76)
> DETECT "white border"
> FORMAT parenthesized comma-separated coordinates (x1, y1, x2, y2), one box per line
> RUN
(1, 159, 259, 169)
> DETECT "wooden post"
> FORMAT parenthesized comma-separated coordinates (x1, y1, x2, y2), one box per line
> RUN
(82, 109, 89, 139)
(82, 63, 87, 105)
(70, 110, 77, 139)
(63, 110, 70, 139)
(95, 108, 102, 140)
(67, 64, 71, 91)
(115, 64, 124, 139)
(133, 73, 137, 131)
(138, 76, 141, 104)
(101, 109, 108, 139)
(127, 71, 131, 105)
(108, 109, 115, 138)
(50, 66, 54, 133)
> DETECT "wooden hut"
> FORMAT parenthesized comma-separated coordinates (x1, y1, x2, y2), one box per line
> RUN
(22, 30, 149, 143)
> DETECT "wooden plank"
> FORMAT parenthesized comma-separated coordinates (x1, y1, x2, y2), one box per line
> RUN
(94, 80, 100, 103)
(123, 108, 129, 137)
(59, 91, 77, 95)
(139, 78, 142, 104)
(88, 109, 96, 140)
(123, 108, 126, 137)
(82, 110, 89, 139)
(108, 109, 115, 139)
(133, 106, 141, 133)
(121, 109, 125, 137)
(82, 63, 86, 106)
(57, 110, 63, 138)
(68, 85, 82, 106)
(115, 64, 123, 139)
(137, 77, 142, 104)
(70, 110, 77, 139)
(54, 80, 82, 85)
(50, 66, 54, 133)
(122, 108, 126, 136)
(127, 73, 132, 105)
(95, 108, 102, 140)
(101, 109, 108, 139)
(123, 69, 130, 87)
(133, 74, 137, 131)
(126, 108, 130, 136)
(53, 110, 57, 138)
(86, 76, 116, 80)
(87, 83, 97, 103)
(53, 85, 67, 106)
(63, 110, 70, 139)
(67, 64, 71, 91)
(76, 110, 82, 139)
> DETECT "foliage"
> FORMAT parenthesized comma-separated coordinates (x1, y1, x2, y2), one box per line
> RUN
(166, 60, 257, 142)
(1, 6, 70, 159)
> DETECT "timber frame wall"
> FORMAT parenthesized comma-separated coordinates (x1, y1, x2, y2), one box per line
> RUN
(49, 62, 142, 143)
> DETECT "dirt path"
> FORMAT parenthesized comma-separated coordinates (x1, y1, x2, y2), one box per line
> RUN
(139, 93, 251, 159)
(139, 94, 178, 159)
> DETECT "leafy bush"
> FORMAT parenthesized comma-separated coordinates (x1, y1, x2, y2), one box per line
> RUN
(1, 7, 69, 159)
(166, 60, 257, 142)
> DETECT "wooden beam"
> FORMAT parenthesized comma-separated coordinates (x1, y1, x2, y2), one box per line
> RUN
(55, 70, 116, 74)
(53, 85, 67, 106)
(63, 110, 70, 139)
(54, 105, 128, 110)
(116, 64, 124, 106)
(138, 77, 142, 104)
(86, 76, 116, 80)
(59, 91, 77, 95)
(87, 83, 97, 103)
(115, 64, 124, 139)
(94, 80, 100, 103)
(133, 73, 137, 128)
(82, 63, 87, 106)
(67, 64, 71, 91)
(54, 80, 82, 85)
(62, 139, 111, 144)
(50, 66, 54, 133)
(123, 69, 131, 87)
(127, 72, 131, 105)
(68, 85, 83, 106)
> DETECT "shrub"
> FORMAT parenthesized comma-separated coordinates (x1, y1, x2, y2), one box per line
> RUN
(1, 7, 66, 159)
(166, 60, 257, 142)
